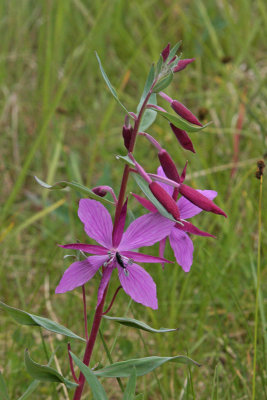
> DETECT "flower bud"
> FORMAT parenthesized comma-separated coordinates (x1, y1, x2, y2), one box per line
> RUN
(173, 58, 195, 72)
(179, 184, 227, 217)
(170, 123, 195, 153)
(158, 149, 180, 183)
(149, 181, 180, 220)
(161, 43, 170, 62)
(171, 100, 202, 126)
(122, 116, 133, 150)
(92, 186, 108, 197)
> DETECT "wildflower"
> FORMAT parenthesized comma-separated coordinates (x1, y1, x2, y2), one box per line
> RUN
(56, 199, 172, 309)
(133, 167, 218, 272)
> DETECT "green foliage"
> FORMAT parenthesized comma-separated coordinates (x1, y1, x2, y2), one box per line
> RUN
(24, 350, 77, 389)
(103, 315, 177, 333)
(122, 368, 137, 400)
(0, 301, 85, 341)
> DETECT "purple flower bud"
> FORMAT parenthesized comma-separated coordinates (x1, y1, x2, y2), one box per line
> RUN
(171, 100, 202, 126)
(170, 123, 196, 153)
(173, 58, 195, 72)
(149, 181, 180, 220)
(122, 116, 133, 150)
(179, 184, 227, 217)
(161, 43, 170, 62)
(92, 186, 108, 197)
(158, 149, 180, 183)
(132, 193, 157, 213)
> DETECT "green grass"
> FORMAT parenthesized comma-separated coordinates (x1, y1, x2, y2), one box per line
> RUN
(0, 0, 266, 398)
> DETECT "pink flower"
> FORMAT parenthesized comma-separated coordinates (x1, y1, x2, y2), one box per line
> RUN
(56, 199, 172, 309)
(133, 167, 217, 272)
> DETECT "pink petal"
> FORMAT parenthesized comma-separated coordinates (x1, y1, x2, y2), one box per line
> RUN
(78, 199, 113, 248)
(97, 265, 114, 307)
(131, 193, 157, 213)
(159, 237, 167, 269)
(59, 243, 108, 255)
(121, 250, 172, 264)
(113, 199, 128, 247)
(55, 255, 107, 293)
(118, 263, 158, 309)
(169, 229, 193, 272)
(119, 212, 174, 251)
(178, 190, 218, 219)
(176, 221, 216, 238)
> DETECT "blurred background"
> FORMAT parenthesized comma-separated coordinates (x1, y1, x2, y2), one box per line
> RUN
(0, 0, 266, 398)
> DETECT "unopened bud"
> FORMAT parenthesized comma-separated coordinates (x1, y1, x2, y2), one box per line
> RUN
(92, 186, 108, 197)
(122, 116, 133, 150)
(161, 43, 170, 62)
(179, 184, 227, 217)
(170, 123, 195, 153)
(173, 58, 195, 72)
(149, 181, 180, 220)
(171, 100, 202, 126)
(158, 149, 180, 183)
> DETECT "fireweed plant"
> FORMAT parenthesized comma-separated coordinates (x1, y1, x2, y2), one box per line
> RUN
(1, 43, 227, 399)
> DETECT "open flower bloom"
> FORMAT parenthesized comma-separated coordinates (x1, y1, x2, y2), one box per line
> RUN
(56, 199, 173, 309)
(133, 167, 217, 272)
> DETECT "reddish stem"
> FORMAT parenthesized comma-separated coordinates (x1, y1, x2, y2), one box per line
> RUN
(73, 285, 109, 399)
(102, 286, 122, 315)
(82, 285, 88, 341)
(68, 343, 79, 384)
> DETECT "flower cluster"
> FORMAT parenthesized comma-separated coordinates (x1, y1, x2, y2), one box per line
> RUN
(57, 43, 227, 310)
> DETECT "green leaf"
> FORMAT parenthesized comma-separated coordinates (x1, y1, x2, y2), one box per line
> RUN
(167, 41, 182, 62)
(132, 173, 180, 224)
(24, 350, 77, 388)
(17, 380, 39, 400)
(152, 72, 173, 93)
(94, 355, 201, 378)
(135, 395, 144, 400)
(70, 352, 108, 400)
(95, 52, 131, 117)
(137, 64, 155, 113)
(34, 176, 114, 205)
(155, 55, 163, 77)
(0, 371, 9, 400)
(116, 154, 135, 167)
(139, 93, 157, 131)
(0, 301, 85, 342)
(103, 316, 177, 334)
(150, 108, 211, 133)
(122, 368, 136, 400)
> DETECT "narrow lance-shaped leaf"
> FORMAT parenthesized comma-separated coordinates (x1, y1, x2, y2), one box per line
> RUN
(95, 52, 131, 117)
(167, 41, 182, 62)
(103, 316, 177, 333)
(70, 352, 108, 400)
(139, 93, 157, 131)
(150, 108, 211, 133)
(24, 350, 77, 389)
(94, 355, 201, 378)
(35, 176, 114, 206)
(123, 368, 136, 400)
(137, 64, 155, 112)
(0, 301, 85, 342)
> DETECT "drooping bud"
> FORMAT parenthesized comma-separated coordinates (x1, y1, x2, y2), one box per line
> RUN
(173, 58, 195, 72)
(179, 184, 227, 217)
(161, 43, 170, 62)
(171, 100, 202, 126)
(92, 186, 108, 197)
(158, 149, 180, 183)
(149, 181, 180, 220)
(170, 123, 195, 153)
(122, 116, 133, 150)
